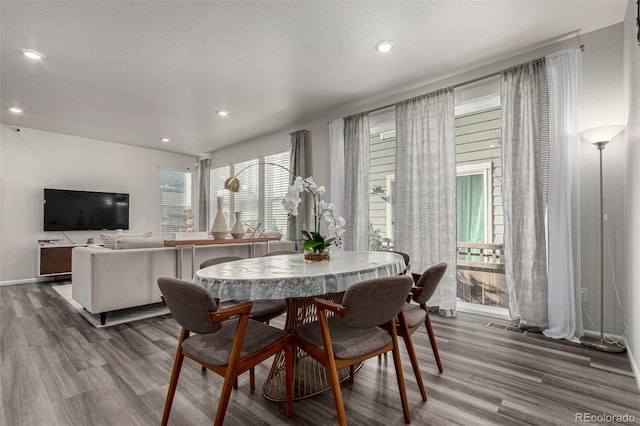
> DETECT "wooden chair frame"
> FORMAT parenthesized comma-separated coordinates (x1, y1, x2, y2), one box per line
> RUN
(294, 298, 411, 425)
(161, 301, 293, 426)
(410, 272, 444, 373)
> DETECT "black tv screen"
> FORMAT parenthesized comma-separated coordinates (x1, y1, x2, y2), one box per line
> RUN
(44, 188, 129, 231)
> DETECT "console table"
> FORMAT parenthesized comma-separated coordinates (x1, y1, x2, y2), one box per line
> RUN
(38, 243, 87, 277)
(164, 236, 281, 277)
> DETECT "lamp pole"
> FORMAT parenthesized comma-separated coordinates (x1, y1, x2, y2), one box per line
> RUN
(580, 140, 624, 352)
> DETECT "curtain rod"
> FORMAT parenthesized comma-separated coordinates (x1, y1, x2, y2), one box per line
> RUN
(364, 69, 501, 115)
(347, 44, 585, 118)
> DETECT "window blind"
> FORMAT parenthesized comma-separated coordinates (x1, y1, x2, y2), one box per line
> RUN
(210, 165, 231, 228)
(160, 169, 192, 237)
(233, 159, 259, 227)
(264, 151, 291, 232)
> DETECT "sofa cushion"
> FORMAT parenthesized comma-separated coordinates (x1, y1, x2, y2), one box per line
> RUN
(115, 237, 165, 250)
(100, 231, 152, 249)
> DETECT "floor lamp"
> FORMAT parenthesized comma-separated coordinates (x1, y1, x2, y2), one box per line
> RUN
(578, 125, 625, 353)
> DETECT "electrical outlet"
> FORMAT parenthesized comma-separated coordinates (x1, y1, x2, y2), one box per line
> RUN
(581, 288, 588, 303)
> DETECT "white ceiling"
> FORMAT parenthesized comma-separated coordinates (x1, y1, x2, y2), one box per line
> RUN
(0, 1, 627, 156)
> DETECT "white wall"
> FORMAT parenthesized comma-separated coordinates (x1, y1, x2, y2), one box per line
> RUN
(210, 24, 628, 338)
(623, 0, 640, 381)
(0, 125, 197, 283)
(578, 24, 627, 342)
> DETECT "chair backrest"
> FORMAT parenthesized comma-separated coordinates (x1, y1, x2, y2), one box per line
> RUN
(157, 277, 221, 334)
(199, 256, 245, 269)
(263, 250, 298, 256)
(340, 275, 413, 329)
(413, 262, 448, 304)
(391, 251, 410, 274)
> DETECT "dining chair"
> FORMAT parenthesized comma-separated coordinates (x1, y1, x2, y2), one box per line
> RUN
(293, 275, 415, 425)
(157, 277, 293, 426)
(391, 251, 410, 275)
(199, 256, 287, 323)
(398, 262, 447, 393)
(199, 256, 287, 389)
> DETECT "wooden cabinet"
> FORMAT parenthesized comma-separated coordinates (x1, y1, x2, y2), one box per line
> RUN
(38, 244, 84, 277)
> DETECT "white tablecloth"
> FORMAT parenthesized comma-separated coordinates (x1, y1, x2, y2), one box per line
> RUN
(194, 251, 406, 301)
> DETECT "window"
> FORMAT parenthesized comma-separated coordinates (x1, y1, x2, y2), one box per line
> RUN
(264, 151, 291, 232)
(209, 150, 290, 234)
(456, 162, 492, 244)
(369, 112, 396, 250)
(232, 158, 260, 226)
(160, 169, 192, 237)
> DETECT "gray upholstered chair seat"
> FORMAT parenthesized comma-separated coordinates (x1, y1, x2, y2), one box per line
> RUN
(182, 319, 284, 366)
(250, 299, 287, 318)
(398, 303, 427, 330)
(219, 299, 286, 320)
(295, 316, 392, 359)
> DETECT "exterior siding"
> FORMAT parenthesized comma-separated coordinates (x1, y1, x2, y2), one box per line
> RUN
(455, 107, 503, 244)
(368, 106, 503, 245)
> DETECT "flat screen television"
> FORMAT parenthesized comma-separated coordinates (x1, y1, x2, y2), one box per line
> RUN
(43, 188, 130, 231)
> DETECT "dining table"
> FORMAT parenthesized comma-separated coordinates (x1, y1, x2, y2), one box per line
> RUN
(193, 250, 406, 401)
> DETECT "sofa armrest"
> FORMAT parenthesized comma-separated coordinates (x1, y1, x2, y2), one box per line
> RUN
(72, 246, 177, 313)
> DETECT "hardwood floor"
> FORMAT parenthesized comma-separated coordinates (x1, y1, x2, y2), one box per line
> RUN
(1, 282, 638, 425)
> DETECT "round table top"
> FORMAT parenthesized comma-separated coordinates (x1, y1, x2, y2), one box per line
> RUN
(194, 251, 406, 301)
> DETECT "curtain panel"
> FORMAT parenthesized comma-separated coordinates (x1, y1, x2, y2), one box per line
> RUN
(343, 113, 370, 251)
(501, 58, 550, 329)
(288, 130, 309, 248)
(198, 158, 210, 232)
(395, 89, 457, 316)
(544, 48, 583, 342)
(329, 119, 345, 251)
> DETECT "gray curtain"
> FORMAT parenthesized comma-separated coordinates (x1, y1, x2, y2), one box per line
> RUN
(329, 119, 345, 252)
(343, 113, 370, 251)
(501, 58, 549, 329)
(395, 89, 457, 316)
(288, 130, 308, 248)
(198, 158, 210, 232)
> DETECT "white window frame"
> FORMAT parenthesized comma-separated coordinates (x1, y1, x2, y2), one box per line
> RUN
(160, 167, 193, 238)
(385, 174, 395, 241)
(209, 150, 290, 234)
(456, 161, 493, 243)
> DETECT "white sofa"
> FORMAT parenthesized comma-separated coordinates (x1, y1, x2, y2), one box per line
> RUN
(71, 238, 295, 324)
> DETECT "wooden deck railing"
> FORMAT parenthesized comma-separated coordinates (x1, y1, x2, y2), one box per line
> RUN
(456, 242, 507, 308)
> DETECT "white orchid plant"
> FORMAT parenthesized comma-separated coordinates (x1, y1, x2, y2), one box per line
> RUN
(282, 176, 346, 253)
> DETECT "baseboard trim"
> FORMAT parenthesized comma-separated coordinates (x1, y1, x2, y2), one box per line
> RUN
(457, 301, 512, 320)
(0, 276, 62, 286)
(626, 340, 640, 393)
(581, 329, 625, 341)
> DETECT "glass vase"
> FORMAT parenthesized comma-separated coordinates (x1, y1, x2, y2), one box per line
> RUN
(304, 250, 331, 262)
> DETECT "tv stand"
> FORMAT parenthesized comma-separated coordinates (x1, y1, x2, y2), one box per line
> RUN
(37, 243, 86, 277)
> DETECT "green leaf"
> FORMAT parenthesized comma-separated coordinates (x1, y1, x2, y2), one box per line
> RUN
(303, 240, 322, 250)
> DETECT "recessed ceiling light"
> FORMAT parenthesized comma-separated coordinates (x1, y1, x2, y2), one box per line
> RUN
(8, 106, 23, 113)
(20, 49, 45, 61)
(217, 110, 229, 117)
(161, 137, 170, 143)
(375, 40, 394, 54)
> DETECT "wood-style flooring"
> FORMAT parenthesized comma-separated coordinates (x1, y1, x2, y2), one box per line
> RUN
(1, 282, 638, 425)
